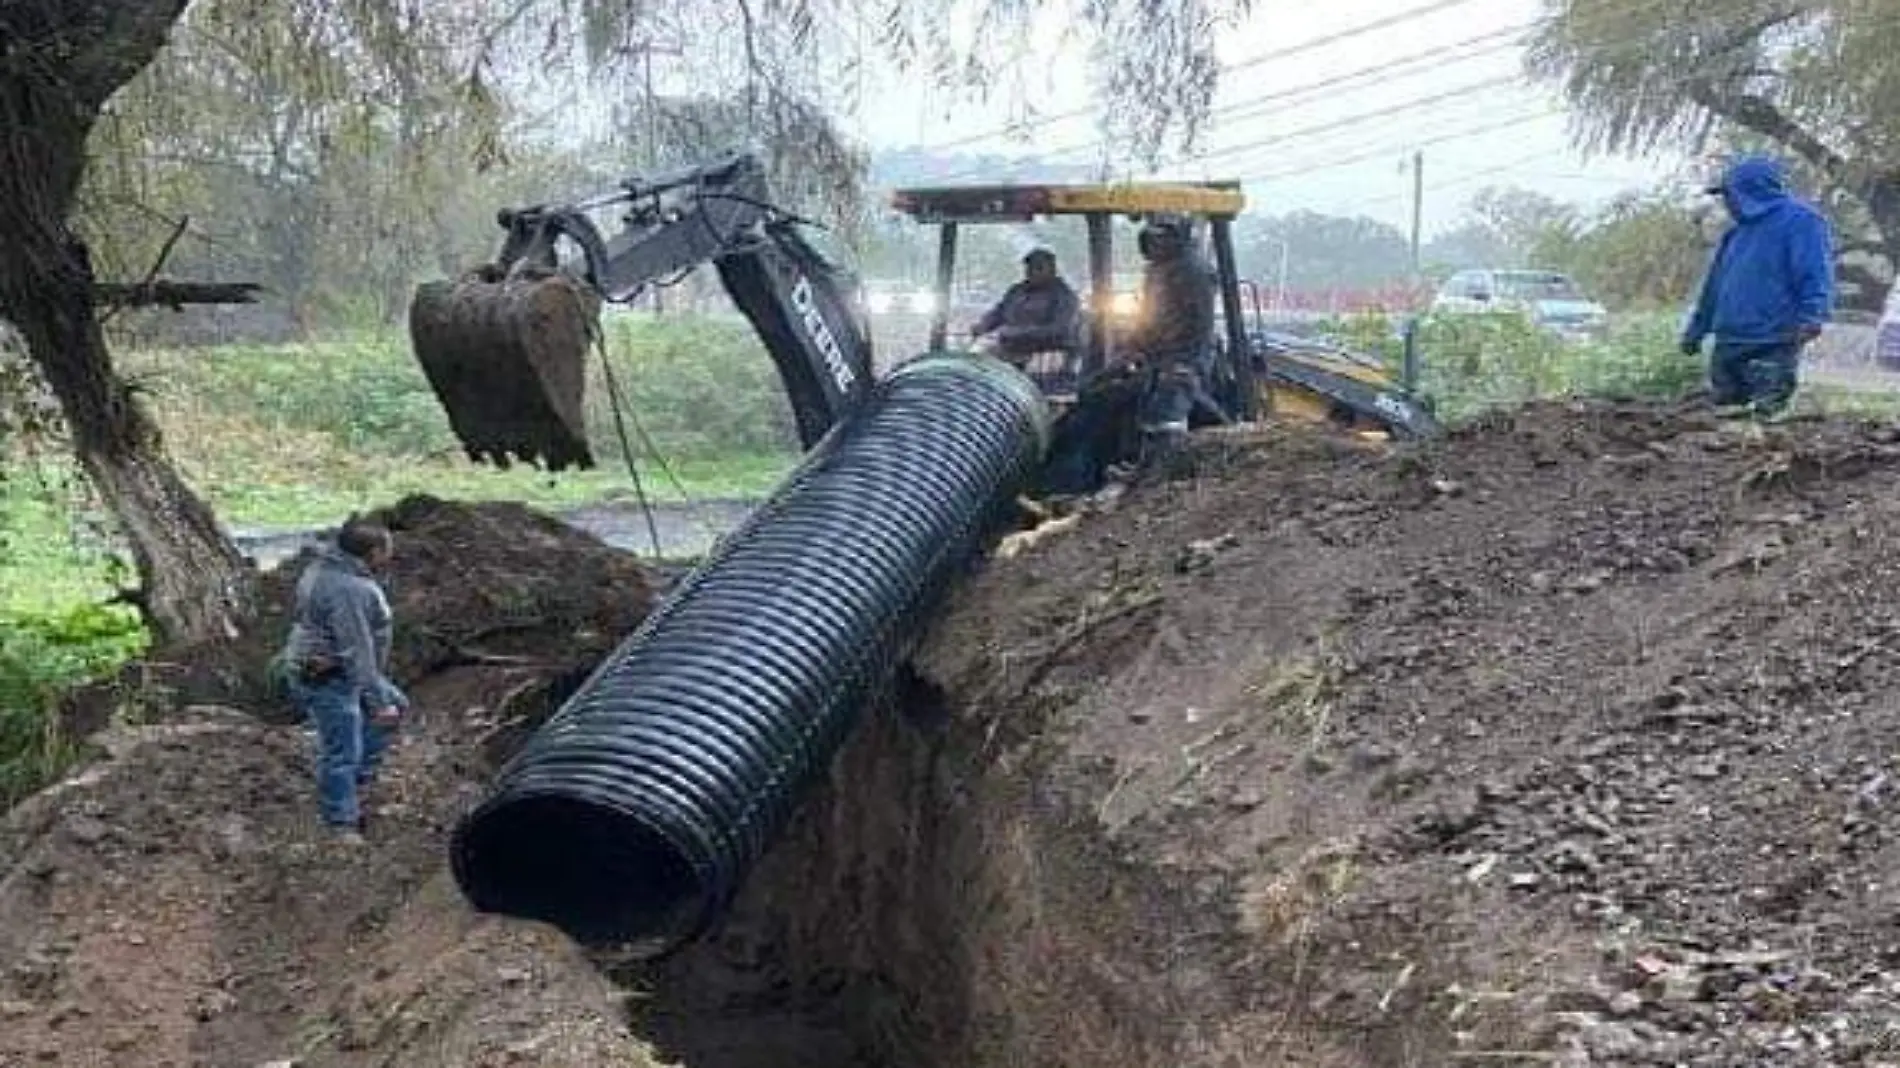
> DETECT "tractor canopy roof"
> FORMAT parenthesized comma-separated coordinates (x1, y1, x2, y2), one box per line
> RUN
(890, 182, 1246, 224)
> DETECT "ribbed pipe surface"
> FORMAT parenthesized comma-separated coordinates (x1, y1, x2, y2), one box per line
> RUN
(450, 354, 1049, 956)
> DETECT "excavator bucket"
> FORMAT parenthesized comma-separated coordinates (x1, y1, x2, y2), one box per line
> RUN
(407, 269, 601, 471)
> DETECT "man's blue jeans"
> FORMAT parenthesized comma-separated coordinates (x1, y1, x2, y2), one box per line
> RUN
(1711, 340, 1800, 413)
(289, 676, 394, 827)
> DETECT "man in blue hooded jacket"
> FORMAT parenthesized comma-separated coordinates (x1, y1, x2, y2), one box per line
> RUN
(1681, 155, 1835, 419)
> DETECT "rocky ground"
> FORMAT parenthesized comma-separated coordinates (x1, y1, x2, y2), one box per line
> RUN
(11, 402, 1900, 1066)
(909, 400, 1900, 1064)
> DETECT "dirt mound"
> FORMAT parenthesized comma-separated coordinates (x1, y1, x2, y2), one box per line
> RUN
(285, 494, 651, 682)
(74, 495, 653, 731)
(0, 692, 657, 1068)
(2, 497, 667, 1067)
(900, 402, 1900, 1065)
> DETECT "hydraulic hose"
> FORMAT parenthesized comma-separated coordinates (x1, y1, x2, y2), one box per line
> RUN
(450, 354, 1050, 956)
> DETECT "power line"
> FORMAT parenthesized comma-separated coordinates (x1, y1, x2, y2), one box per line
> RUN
(1165, 3, 1900, 190)
(1187, 93, 1554, 186)
(927, 68, 1530, 186)
(1367, 147, 1572, 209)
(927, 28, 1529, 181)
(891, 1, 1900, 226)
(1205, 27, 1526, 128)
(1240, 109, 1560, 185)
(929, 29, 1530, 178)
(1156, 74, 1528, 170)
(922, 0, 1495, 152)
(913, 0, 1724, 183)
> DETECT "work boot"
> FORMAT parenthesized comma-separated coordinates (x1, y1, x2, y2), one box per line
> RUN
(1755, 400, 1799, 425)
(327, 825, 367, 848)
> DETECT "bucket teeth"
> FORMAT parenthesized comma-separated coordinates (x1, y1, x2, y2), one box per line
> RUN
(408, 270, 600, 471)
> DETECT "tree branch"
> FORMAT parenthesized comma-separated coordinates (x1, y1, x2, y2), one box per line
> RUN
(94, 281, 262, 309)
(1834, 261, 1890, 314)
(99, 213, 189, 326)
(1686, 81, 1848, 183)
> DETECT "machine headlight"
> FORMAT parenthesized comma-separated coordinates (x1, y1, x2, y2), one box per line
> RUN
(1112, 292, 1140, 317)
(910, 290, 938, 315)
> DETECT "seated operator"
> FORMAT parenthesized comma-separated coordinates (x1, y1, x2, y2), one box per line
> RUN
(970, 248, 1082, 363)
(1121, 215, 1216, 472)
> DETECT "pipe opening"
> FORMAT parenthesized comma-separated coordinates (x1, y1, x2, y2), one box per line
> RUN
(455, 793, 704, 952)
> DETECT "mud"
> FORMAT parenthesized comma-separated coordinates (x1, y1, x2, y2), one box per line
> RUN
(893, 402, 1900, 1064)
(15, 405, 1900, 1066)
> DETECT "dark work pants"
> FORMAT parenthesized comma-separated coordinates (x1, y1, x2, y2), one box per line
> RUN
(1138, 344, 1213, 434)
(1710, 340, 1800, 412)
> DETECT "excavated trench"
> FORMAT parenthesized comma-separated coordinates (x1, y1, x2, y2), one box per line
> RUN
(599, 666, 1192, 1068)
(446, 355, 1208, 1066)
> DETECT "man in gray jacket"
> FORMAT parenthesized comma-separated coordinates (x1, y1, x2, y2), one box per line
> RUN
(278, 518, 408, 843)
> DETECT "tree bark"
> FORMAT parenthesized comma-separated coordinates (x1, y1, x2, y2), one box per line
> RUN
(0, 232, 255, 645)
(0, 7, 256, 646)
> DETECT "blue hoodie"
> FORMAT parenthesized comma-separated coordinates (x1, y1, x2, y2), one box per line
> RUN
(1684, 155, 1834, 347)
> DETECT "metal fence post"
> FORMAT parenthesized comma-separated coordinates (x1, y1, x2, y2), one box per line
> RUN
(1402, 315, 1421, 394)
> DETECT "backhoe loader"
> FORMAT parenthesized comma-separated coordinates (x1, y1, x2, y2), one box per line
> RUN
(888, 180, 1438, 442)
(405, 152, 1437, 496)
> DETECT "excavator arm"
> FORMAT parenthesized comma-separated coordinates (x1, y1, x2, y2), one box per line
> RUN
(409, 153, 875, 470)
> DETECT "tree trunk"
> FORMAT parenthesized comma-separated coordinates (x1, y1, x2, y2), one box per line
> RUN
(1858, 173, 1900, 313)
(0, 235, 255, 645)
(0, 49, 255, 646)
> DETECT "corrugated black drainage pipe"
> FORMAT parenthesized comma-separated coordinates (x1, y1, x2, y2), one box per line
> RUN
(450, 354, 1049, 958)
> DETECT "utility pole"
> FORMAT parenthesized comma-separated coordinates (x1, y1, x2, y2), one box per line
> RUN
(1404, 150, 1425, 393)
(1408, 150, 1424, 288)
(1275, 237, 1290, 314)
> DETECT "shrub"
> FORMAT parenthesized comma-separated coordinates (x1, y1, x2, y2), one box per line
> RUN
(0, 603, 147, 805)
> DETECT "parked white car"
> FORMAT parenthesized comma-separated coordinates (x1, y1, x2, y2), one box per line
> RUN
(861, 279, 938, 316)
(1433, 269, 1610, 341)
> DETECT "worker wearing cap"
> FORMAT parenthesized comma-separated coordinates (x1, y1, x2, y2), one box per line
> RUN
(971, 248, 1082, 362)
(1681, 154, 1835, 420)
(1126, 215, 1217, 470)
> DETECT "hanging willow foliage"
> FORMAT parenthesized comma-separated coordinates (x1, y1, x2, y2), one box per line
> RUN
(1526, 0, 1900, 230)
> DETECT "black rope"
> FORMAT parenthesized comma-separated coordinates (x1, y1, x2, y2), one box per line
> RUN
(592, 331, 664, 559)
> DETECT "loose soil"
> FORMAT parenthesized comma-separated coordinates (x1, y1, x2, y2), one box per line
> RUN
(656, 401, 1900, 1066)
(2, 497, 665, 1068)
(13, 403, 1900, 1066)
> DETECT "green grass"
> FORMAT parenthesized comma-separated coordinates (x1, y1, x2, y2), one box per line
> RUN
(117, 315, 801, 529)
(0, 470, 133, 614)
(0, 601, 147, 805)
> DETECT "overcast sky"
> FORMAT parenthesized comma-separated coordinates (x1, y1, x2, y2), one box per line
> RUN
(838, 0, 1691, 237)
